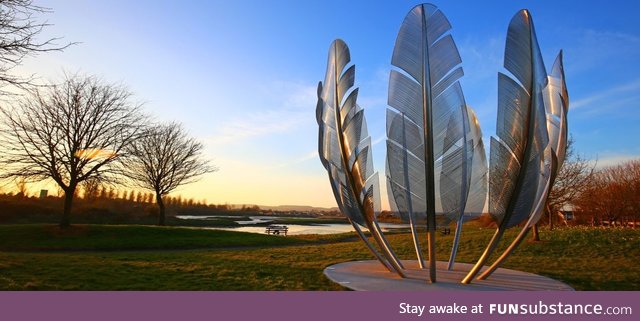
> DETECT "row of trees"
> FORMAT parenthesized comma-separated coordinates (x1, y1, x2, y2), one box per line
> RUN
(0, 1, 216, 227)
(537, 138, 639, 231)
(0, 75, 216, 227)
(573, 160, 640, 227)
(485, 135, 639, 240)
(0, 188, 254, 226)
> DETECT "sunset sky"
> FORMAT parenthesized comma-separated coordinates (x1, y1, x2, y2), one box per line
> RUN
(16, 0, 640, 208)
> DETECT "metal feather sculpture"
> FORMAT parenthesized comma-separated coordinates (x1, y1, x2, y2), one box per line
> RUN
(315, 5, 568, 287)
(545, 51, 570, 172)
(462, 9, 551, 284)
(386, 3, 470, 282)
(317, 39, 406, 278)
(477, 50, 569, 280)
(447, 106, 488, 270)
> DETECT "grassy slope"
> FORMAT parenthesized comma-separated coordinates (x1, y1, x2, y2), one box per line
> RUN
(0, 224, 637, 290)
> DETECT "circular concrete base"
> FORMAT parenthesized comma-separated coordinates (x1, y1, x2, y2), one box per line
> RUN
(324, 260, 573, 291)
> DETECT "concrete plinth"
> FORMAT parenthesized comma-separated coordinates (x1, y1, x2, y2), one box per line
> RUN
(324, 260, 573, 291)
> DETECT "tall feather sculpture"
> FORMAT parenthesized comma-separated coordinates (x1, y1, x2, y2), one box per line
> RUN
(477, 50, 569, 280)
(317, 39, 406, 278)
(462, 9, 550, 284)
(447, 106, 488, 270)
(386, 3, 469, 282)
(545, 51, 569, 172)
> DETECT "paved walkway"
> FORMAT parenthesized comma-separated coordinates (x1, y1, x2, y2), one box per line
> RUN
(324, 260, 574, 291)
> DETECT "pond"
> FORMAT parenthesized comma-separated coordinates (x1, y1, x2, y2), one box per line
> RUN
(175, 215, 409, 235)
(177, 215, 277, 225)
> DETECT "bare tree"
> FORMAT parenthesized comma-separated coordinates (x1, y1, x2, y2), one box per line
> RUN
(574, 159, 640, 227)
(627, 160, 640, 227)
(0, 0, 72, 89)
(547, 138, 595, 224)
(0, 74, 144, 227)
(125, 122, 216, 225)
(532, 137, 594, 240)
(81, 177, 101, 201)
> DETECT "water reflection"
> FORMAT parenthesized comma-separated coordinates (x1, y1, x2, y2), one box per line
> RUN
(177, 215, 275, 225)
(176, 215, 409, 235)
(204, 224, 356, 235)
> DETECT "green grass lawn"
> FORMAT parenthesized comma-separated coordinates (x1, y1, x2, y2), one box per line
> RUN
(0, 224, 308, 251)
(0, 224, 637, 290)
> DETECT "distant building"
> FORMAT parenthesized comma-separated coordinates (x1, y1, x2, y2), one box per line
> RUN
(560, 204, 574, 221)
(560, 211, 574, 221)
(39, 189, 48, 199)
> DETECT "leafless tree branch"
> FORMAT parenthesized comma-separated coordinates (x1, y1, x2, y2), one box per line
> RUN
(547, 137, 595, 215)
(123, 122, 217, 225)
(0, 0, 75, 92)
(0, 73, 145, 227)
(574, 159, 640, 227)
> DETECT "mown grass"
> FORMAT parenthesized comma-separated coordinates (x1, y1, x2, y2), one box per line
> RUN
(0, 224, 307, 251)
(391, 224, 640, 291)
(0, 224, 637, 290)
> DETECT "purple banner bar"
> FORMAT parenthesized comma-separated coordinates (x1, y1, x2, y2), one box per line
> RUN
(0, 291, 637, 321)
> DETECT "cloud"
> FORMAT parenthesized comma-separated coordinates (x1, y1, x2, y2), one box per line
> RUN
(571, 79, 640, 110)
(357, 66, 389, 110)
(457, 35, 503, 82)
(273, 135, 385, 170)
(206, 109, 306, 145)
(358, 95, 388, 110)
(564, 29, 640, 74)
(260, 80, 317, 110)
(371, 135, 385, 146)
(455, 35, 503, 133)
(206, 82, 317, 146)
(273, 150, 318, 169)
(591, 153, 640, 168)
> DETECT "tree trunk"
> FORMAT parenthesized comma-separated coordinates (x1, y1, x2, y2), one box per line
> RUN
(532, 223, 540, 241)
(547, 203, 554, 230)
(156, 193, 165, 226)
(60, 186, 76, 229)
